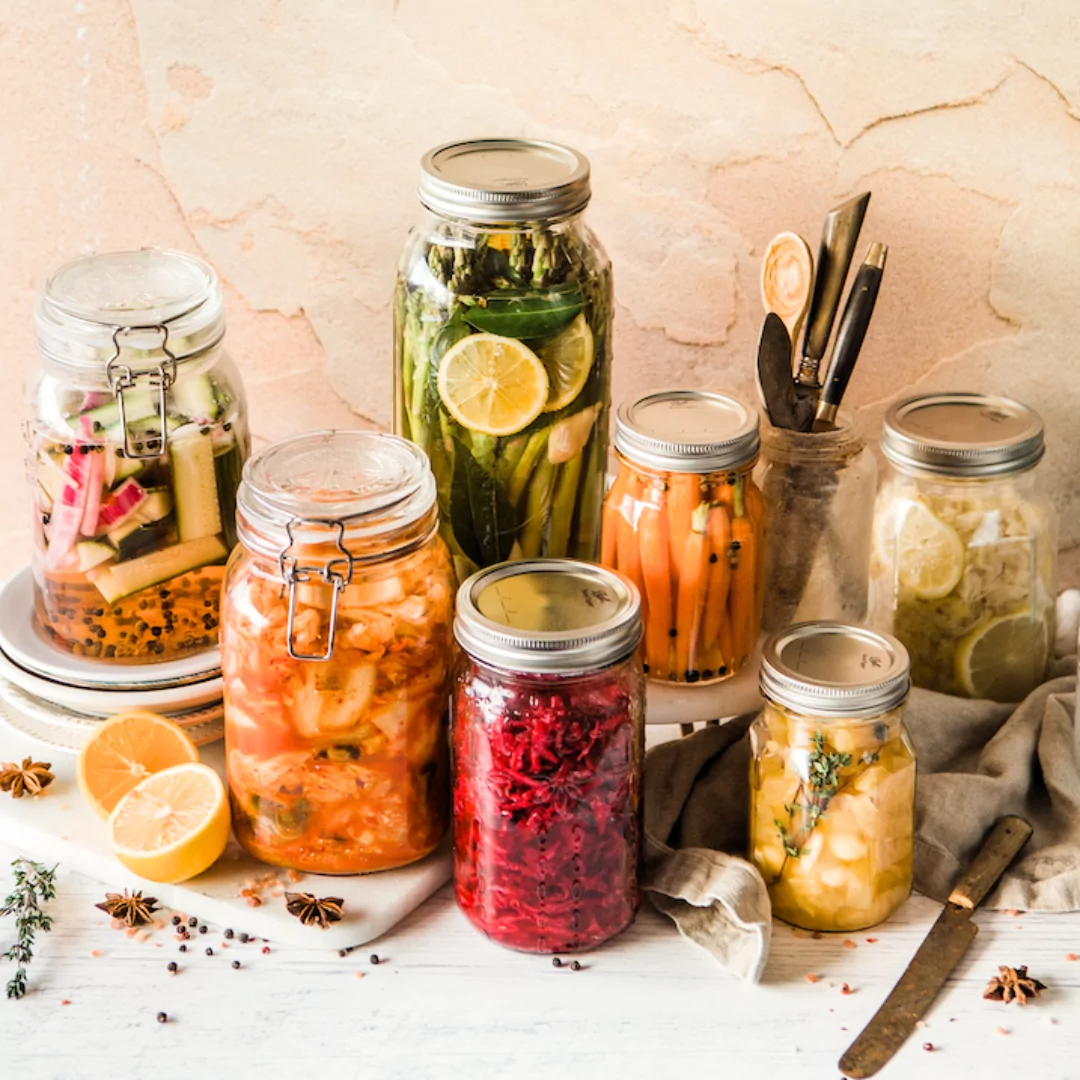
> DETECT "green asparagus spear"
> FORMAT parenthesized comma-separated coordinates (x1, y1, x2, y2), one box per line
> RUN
(546, 452, 583, 557)
(518, 456, 555, 558)
(507, 429, 550, 507)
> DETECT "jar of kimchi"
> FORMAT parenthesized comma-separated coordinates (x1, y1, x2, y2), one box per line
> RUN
(749, 622, 915, 932)
(601, 389, 766, 684)
(221, 430, 455, 874)
(28, 248, 249, 662)
(452, 559, 644, 953)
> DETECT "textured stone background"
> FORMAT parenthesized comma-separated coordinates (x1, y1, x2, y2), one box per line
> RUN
(4, 1, 1080, 575)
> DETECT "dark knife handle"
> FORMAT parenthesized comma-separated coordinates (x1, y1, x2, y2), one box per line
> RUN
(814, 243, 886, 426)
(949, 816, 1033, 909)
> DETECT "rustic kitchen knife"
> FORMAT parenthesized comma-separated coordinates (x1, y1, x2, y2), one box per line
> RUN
(838, 816, 1033, 1079)
(757, 313, 800, 431)
(812, 242, 888, 432)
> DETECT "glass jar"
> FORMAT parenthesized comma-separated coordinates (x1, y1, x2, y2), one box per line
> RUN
(869, 393, 1057, 702)
(600, 390, 766, 683)
(221, 430, 455, 873)
(756, 410, 877, 632)
(452, 559, 644, 952)
(394, 139, 613, 582)
(749, 622, 915, 932)
(27, 249, 249, 663)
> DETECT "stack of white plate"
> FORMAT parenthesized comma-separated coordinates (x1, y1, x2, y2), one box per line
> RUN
(0, 568, 224, 752)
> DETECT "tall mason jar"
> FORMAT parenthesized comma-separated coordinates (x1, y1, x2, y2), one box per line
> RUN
(452, 559, 644, 953)
(749, 622, 915, 932)
(394, 139, 613, 582)
(869, 394, 1057, 702)
(27, 249, 249, 663)
(756, 411, 877, 632)
(221, 431, 455, 873)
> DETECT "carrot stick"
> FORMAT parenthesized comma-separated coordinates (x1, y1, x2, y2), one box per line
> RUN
(601, 467, 631, 569)
(616, 472, 646, 627)
(637, 487, 673, 680)
(728, 476, 758, 668)
(744, 477, 768, 616)
(674, 502, 710, 682)
(666, 473, 700, 590)
(700, 502, 732, 678)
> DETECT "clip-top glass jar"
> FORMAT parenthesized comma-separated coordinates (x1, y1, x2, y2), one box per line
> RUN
(394, 139, 613, 582)
(869, 393, 1057, 702)
(600, 389, 766, 683)
(27, 249, 249, 662)
(452, 559, 644, 952)
(221, 430, 455, 874)
(749, 622, 915, 932)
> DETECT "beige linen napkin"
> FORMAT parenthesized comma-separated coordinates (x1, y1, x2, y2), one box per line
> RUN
(643, 602, 1080, 982)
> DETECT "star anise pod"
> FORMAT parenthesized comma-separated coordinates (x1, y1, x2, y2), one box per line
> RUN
(0, 757, 54, 799)
(284, 891, 344, 929)
(95, 889, 160, 927)
(983, 965, 1047, 1005)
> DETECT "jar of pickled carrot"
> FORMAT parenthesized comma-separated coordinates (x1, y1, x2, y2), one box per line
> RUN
(28, 249, 249, 662)
(601, 389, 766, 684)
(749, 622, 915, 932)
(221, 430, 455, 874)
(452, 559, 644, 953)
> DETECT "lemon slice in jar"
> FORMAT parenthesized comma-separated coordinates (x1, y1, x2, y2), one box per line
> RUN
(437, 333, 549, 436)
(955, 611, 1049, 702)
(894, 500, 964, 600)
(535, 314, 595, 412)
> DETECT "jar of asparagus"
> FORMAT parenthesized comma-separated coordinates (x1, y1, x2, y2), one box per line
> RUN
(395, 139, 612, 581)
(750, 622, 915, 932)
(221, 431, 455, 873)
(869, 393, 1057, 702)
(27, 249, 248, 662)
(600, 390, 766, 683)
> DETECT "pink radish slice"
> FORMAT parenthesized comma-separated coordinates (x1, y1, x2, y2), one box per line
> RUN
(96, 477, 147, 530)
(79, 391, 111, 411)
(77, 417, 106, 536)
(44, 482, 88, 570)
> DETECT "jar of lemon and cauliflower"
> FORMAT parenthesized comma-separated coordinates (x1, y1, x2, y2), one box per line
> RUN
(749, 622, 915, 932)
(869, 394, 1056, 702)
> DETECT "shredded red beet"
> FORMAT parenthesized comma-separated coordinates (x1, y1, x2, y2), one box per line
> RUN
(452, 658, 643, 953)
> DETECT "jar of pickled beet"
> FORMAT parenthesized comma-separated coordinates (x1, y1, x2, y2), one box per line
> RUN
(452, 559, 644, 952)
(27, 249, 249, 662)
(221, 430, 455, 873)
(600, 389, 766, 684)
(749, 622, 915, 932)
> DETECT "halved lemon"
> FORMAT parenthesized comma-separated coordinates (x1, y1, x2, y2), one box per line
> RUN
(894, 501, 964, 600)
(108, 762, 230, 883)
(77, 710, 199, 819)
(535, 314, 594, 412)
(956, 611, 1049, 702)
(437, 332, 549, 436)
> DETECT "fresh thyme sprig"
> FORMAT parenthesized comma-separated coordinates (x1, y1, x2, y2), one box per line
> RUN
(1, 859, 57, 999)
(773, 731, 880, 884)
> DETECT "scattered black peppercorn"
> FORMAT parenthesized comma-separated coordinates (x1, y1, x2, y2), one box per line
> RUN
(239, 932, 249, 943)
(570, 960, 582, 971)
(370, 953, 380, 965)
(171, 915, 181, 926)
(205, 947, 213, 956)
(231, 960, 241, 970)
(198, 924, 207, 934)
(178, 944, 187, 953)
(188, 917, 197, 928)
(167, 962, 178, 974)
(552, 957, 563, 968)
(156, 1012, 168, 1024)
(224, 928, 234, 939)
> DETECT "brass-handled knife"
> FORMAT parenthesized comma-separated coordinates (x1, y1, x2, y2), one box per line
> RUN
(839, 816, 1033, 1078)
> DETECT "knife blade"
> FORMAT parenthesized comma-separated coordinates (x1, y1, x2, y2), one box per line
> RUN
(812, 242, 888, 432)
(839, 816, 1033, 1079)
(757, 313, 800, 431)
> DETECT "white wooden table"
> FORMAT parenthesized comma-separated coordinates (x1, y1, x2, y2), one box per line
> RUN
(0, 839, 1075, 1080)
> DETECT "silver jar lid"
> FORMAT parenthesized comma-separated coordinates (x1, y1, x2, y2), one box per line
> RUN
(455, 559, 642, 675)
(760, 622, 910, 719)
(882, 393, 1045, 478)
(418, 139, 591, 224)
(35, 248, 226, 371)
(614, 389, 760, 473)
(236, 430, 437, 562)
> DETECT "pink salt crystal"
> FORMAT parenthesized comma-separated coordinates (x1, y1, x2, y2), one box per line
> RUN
(134, 930, 150, 943)
(842, 939, 857, 950)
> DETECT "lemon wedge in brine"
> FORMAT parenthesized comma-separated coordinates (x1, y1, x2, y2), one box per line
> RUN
(894, 501, 964, 600)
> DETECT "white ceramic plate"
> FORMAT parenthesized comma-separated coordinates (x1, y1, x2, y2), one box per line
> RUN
(0, 566, 221, 689)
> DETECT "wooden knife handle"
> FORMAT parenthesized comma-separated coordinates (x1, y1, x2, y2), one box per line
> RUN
(948, 816, 1033, 909)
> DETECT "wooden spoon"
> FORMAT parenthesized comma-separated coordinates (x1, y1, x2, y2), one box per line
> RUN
(760, 231, 814, 364)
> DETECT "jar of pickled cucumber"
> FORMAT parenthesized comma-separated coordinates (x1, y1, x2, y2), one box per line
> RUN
(27, 249, 249, 662)
(749, 622, 915, 932)
(600, 389, 766, 684)
(394, 139, 612, 582)
(452, 559, 644, 952)
(221, 430, 455, 873)
(869, 393, 1057, 702)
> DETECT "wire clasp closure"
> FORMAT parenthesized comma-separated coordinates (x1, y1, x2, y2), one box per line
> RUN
(278, 518, 354, 662)
(105, 325, 178, 460)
